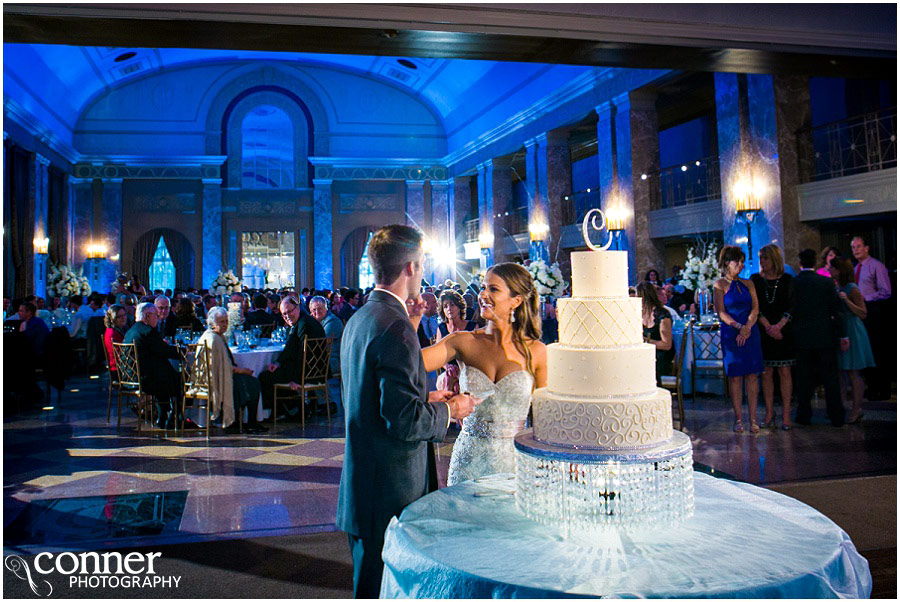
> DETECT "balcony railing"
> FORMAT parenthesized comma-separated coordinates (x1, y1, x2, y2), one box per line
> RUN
(648, 156, 721, 210)
(799, 107, 896, 183)
(562, 189, 601, 225)
(465, 218, 479, 243)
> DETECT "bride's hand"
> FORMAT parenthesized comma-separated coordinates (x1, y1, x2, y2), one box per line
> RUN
(428, 390, 453, 404)
(447, 393, 481, 421)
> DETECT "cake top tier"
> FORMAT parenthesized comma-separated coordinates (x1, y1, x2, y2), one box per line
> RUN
(570, 250, 629, 298)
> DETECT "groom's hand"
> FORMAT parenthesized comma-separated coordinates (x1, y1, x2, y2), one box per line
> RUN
(406, 294, 425, 318)
(446, 393, 481, 421)
(428, 390, 453, 404)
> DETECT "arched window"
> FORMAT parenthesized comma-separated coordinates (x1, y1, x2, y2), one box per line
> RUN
(357, 232, 376, 290)
(241, 105, 294, 189)
(149, 238, 175, 293)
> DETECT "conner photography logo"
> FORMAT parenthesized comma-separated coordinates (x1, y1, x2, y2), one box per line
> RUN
(5, 551, 181, 597)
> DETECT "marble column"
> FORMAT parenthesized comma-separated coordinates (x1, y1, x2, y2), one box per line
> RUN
(715, 73, 784, 277)
(774, 75, 820, 270)
(71, 178, 94, 269)
(536, 131, 571, 268)
(485, 158, 513, 265)
(476, 163, 493, 269)
(405, 180, 426, 232)
(430, 179, 453, 284)
(523, 138, 543, 261)
(595, 102, 617, 197)
(608, 93, 637, 282)
(31, 154, 50, 297)
(452, 176, 472, 247)
(201, 179, 223, 289)
(100, 178, 123, 275)
(312, 179, 334, 290)
(628, 90, 666, 280)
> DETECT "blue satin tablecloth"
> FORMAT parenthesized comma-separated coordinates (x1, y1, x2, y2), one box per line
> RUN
(380, 472, 871, 598)
(673, 320, 725, 396)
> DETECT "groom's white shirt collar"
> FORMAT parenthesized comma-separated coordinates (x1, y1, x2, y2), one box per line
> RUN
(374, 287, 409, 316)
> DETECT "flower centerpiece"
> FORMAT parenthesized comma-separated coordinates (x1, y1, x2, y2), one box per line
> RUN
(679, 242, 720, 315)
(527, 259, 568, 299)
(211, 269, 242, 296)
(48, 263, 91, 298)
(226, 302, 244, 344)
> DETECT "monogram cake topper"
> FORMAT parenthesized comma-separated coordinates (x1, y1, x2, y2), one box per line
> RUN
(581, 208, 613, 251)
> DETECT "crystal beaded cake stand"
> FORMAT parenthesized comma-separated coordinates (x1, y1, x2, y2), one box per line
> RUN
(515, 429, 694, 534)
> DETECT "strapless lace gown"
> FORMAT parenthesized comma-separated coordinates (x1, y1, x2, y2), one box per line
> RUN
(447, 363, 534, 486)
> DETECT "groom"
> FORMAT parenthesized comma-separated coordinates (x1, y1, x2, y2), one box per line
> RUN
(337, 224, 479, 598)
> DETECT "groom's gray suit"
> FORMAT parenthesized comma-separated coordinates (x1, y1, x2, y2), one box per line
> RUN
(337, 289, 450, 597)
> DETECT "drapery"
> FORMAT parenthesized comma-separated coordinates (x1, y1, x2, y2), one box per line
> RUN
(161, 229, 194, 289)
(5, 142, 31, 298)
(340, 226, 374, 289)
(131, 229, 163, 291)
(48, 166, 67, 266)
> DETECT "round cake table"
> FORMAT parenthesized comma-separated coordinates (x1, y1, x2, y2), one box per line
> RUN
(380, 472, 871, 598)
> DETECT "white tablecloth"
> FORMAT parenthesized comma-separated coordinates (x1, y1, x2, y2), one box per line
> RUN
(380, 472, 871, 598)
(231, 345, 283, 376)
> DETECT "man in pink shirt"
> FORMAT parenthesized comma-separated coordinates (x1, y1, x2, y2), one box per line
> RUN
(851, 236, 894, 400)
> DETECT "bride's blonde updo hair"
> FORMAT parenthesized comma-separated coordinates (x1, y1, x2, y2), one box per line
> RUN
(485, 262, 542, 382)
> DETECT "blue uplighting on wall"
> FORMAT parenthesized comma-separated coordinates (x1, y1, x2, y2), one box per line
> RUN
(241, 105, 295, 189)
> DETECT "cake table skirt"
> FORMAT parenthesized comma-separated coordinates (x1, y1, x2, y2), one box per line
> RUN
(379, 472, 871, 598)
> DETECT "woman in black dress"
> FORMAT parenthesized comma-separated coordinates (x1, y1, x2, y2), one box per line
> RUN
(637, 282, 674, 386)
(750, 244, 795, 430)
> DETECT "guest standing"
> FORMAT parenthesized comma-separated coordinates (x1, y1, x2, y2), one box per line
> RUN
(850, 236, 893, 401)
(435, 290, 477, 393)
(817, 246, 840, 279)
(790, 249, 848, 427)
(714, 246, 764, 433)
(637, 282, 674, 386)
(751, 244, 795, 430)
(829, 256, 875, 424)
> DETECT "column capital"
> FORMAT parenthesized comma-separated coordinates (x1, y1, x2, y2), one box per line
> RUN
(312, 178, 333, 188)
(100, 178, 123, 185)
(536, 130, 569, 148)
(628, 89, 658, 111)
(430, 179, 452, 189)
(69, 177, 93, 186)
(202, 178, 223, 186)
(475, 162, 487, 174)
(612, 91, 632, 111)
(405, 179, 426, 189)
(34, 153, 51, 167)
(595, 101, 615, 119)
(524, 137, 538, 149)
(485, 156, 513, 170)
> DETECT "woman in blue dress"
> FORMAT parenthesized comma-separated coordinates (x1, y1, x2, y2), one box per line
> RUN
(714, 245, 764, 433)
(829, 256, 875, 424)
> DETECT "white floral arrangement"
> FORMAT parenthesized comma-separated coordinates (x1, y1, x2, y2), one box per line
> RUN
(48, 263, 91, 298)
(211, 269, 242, 295)
(527, 259, 568, 298)
(679, 242, 720, 293)
(226, 302, 244, 342)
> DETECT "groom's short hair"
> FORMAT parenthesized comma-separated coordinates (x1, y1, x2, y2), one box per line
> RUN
(368, 225, 423, 285)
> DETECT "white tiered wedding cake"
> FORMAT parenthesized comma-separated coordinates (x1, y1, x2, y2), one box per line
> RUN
(515, 210, 694, 532)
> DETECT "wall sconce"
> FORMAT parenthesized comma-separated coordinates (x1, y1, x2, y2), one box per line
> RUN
(528, 221, 549, 242)
(86, 244, 108, 259)
(733, 177, 765, 265)
(33, 237, 49, 255)
(478, 232, 494, 249)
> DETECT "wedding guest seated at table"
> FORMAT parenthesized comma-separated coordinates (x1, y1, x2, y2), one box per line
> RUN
(103, 304, 127, 378)
(17, 301, 50, 358)
(243, 294, 278, 331)
(165, 297, 205, 338)
(638, 282, 675, 386)
(230, 292, 251, 317)
(266, 293, 285, 328)
(309, 295, 342, 411)
(656, 285, 680, 321)
(259, 296, 327, 420)
(68, 294, 104, 340)
(124, 302, 198, 430)
(199, 307, 268, 434)
(203, 294, 219, 316)
(154, 295, 172, 335)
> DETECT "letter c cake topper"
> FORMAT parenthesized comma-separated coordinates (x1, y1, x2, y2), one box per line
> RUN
(581, 208, 613, 251)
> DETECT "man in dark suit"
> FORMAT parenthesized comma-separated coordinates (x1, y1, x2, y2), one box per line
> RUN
(123, 302, 193, 429)
(337, 288, 360, 324)
(243, 293, 278, 330)
(337, 225, 479, 598)
(790, 249, 849, 427)
(259, 296, 327, 417)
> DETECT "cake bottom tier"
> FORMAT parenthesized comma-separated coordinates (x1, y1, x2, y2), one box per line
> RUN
(514, 429, 694, 533)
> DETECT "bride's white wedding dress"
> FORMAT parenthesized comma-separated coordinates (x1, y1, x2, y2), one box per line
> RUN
(447, 363, 534, 486)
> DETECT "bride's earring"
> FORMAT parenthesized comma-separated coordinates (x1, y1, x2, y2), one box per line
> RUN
(510, 311, 516, 324)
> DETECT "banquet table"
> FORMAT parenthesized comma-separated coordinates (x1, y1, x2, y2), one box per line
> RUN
(231, 344, 284, 422)
(672, 319, 726, 396)
(380, 472, 871, 598)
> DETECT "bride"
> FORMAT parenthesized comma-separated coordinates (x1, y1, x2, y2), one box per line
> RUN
(418, 263, 547, 485)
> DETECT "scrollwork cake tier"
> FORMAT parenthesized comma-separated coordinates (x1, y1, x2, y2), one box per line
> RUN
(532, 388, 672, 449)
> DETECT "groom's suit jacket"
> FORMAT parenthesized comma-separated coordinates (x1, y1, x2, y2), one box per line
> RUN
(337, 290, 450, 539)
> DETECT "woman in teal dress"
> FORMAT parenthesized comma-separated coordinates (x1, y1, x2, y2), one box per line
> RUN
(829, 256, 875, 424)
(714, 246, 764, 433)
